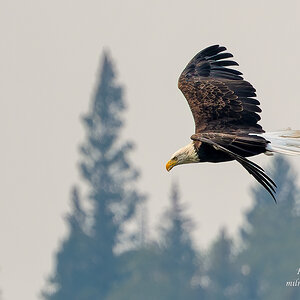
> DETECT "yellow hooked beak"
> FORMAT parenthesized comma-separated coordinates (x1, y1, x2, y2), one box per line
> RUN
(166, 159, 178, 172)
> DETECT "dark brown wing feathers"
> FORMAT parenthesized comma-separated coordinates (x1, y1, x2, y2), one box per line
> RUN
(191, 134, 276, 202)
(178, 45, 263, 133)
(192, 132, 268, 156)
(179, 45, 276, 201)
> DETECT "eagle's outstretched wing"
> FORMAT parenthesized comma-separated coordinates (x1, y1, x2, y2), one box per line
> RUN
(178, 45, 263, 134)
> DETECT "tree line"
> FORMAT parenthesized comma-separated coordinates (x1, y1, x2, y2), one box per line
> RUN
(41, 52, 300, 300)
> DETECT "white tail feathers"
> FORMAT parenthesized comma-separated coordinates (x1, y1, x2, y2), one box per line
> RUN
(261, 129, 300, 155)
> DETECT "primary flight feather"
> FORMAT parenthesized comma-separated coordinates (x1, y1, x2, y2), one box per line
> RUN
(166, 45, 300, 202)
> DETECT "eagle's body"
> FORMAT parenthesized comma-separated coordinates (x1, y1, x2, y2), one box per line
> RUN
(166, 45, 300, 201)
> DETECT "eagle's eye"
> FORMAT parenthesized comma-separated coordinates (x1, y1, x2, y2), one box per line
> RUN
(173, 156, 178, 161)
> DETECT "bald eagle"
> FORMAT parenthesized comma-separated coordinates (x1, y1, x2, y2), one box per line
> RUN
(166, 45, 300, 201)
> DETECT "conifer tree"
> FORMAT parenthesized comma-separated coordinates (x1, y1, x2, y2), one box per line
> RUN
(79, 52, 144, 298)
(158, 182, 204, 299)
(205, 228, 240, 300)
(238, 156, 300, 300)
(43, 52, 144, 299)
(42, 187, 91, 299)
(106, 182, 204, 300)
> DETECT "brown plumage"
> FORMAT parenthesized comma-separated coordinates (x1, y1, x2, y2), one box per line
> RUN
(178, 45, 262, 134)
(167, 45, 279, 201)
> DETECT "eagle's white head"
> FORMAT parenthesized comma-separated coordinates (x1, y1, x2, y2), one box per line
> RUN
(166, 142, 200, 171)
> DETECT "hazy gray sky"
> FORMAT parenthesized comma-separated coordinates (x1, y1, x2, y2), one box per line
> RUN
(1, 1, 300, 299)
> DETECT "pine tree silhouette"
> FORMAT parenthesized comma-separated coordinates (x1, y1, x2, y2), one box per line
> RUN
(43, 52, 144, 299)
(238, 156, 300, 300)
